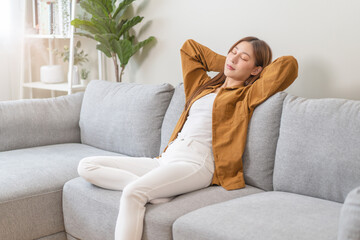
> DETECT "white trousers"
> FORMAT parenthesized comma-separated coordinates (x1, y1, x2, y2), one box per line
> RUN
(77, 137, 215, 240)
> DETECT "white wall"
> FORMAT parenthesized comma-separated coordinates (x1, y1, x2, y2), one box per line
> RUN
(0, 0, 26, 101)
(2, 0, 359, 100)
(103, 0, 360, 100)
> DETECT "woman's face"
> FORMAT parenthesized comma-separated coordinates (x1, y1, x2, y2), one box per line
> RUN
(224, 41, 262, 84)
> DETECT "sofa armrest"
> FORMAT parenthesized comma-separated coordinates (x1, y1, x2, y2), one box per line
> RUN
(0, 92, 84, 151)
(338, 186, 360, 240)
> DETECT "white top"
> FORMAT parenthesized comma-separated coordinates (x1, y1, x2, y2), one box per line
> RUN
(177, 93, 217, 149)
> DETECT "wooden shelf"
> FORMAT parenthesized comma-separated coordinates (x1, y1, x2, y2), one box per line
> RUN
(23, 81, 86, 92)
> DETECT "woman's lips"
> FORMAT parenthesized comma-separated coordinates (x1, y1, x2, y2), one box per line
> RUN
(226, 64, 235, 70)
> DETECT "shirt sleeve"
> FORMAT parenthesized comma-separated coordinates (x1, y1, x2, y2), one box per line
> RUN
(180, 39, 226, 101)
(247, 56, 299, 109)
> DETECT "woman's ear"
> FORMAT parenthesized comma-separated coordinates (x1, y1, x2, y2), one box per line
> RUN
(251, 66, 263, 76)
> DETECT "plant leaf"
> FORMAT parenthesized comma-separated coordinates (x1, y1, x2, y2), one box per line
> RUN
(111, 39, 133, 67)
(116, 19, 126, 31)
(117, 16, 143, 38)
(113, 0, 135, 19)
(128, 34, 135, 44)
(109, 20, 117, 34)
(80, 1, 108, 20)
(94, 33, 118, 49)
(92, 0, 110, 16)
(91, 17, 111, 33)
(111, 0, 117, 10)
(96, 43, 112, 58)
(104, 0, 113, 13)
(102, 33, 119, 42)
(74, 32, 95, 40)
(71, 19, 99, 35)
(132, 36, 155, 55)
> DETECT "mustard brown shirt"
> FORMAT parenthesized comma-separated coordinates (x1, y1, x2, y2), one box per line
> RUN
(160, 39, 298, 191)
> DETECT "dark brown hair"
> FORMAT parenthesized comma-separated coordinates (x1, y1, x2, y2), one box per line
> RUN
(184, 36, 272, 110)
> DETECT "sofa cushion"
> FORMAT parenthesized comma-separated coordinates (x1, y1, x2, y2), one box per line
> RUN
(338, 186, 360, 240)
(0, 143, 124, 240)
(0, 92, 83, 152)
(173, 191, 342, 240)
(36, 231, 67, 240)
(242, 91, 287, 191)
(274, 95, 360, 203)
(80, 80, 174, 158)
(159, 83, 186, 154)
(63, 177, 263, 240)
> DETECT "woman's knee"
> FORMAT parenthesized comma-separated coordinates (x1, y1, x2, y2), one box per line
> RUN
(121, 183, 149, 205)
(77, 156, 100, 178)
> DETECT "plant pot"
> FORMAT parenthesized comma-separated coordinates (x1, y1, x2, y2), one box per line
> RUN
(80, 79, 89, 86)
(40, 65, 64, 83)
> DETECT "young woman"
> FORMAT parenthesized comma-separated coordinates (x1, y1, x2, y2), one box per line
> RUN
(77, 37, 298, 240)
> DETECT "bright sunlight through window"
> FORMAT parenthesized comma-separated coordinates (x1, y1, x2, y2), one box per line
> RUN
(0, 1, 11, 33)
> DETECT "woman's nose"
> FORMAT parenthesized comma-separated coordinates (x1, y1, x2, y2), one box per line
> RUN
(231, 55, 238, 64)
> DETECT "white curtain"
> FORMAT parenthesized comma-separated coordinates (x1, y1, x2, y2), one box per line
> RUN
(0, 1, 24, 101)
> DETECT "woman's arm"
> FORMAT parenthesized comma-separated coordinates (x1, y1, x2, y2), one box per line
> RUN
(247, 56, 298, 109)
(180, 39, 226, 100)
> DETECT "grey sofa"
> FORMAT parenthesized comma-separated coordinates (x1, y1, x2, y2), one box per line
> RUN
(0, 80, 359, 240)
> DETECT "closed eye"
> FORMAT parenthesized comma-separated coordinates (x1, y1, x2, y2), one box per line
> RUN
(240, 54, 249, 61)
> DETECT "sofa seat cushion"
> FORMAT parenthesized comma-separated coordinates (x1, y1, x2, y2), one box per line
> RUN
(63, 177, 264, 240)
(173, 191, 342, 240)
(0, 143, 123, 240)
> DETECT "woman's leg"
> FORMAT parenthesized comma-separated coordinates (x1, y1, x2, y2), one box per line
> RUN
(77, 156, 161, 191)
(115, 155, 213, 240)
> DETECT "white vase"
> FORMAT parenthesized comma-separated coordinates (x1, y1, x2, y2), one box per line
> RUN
(72, 66, 80, 85)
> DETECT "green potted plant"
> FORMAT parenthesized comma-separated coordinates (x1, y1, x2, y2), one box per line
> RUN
(71, 0, 155, 82)
(53, 40, 89, 85)
(80, 68, 90, 86)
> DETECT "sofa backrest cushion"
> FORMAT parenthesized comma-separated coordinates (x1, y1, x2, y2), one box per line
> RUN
(242, 92, 288, 191)
(274, 94, 360, 203)
(159, 83, 186, 154)
(0, 92, 83, 151)
(80, 80, 174, 157)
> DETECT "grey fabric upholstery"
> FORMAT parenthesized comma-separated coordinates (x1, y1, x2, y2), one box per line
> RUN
(159, 83, 186, 154)
(66, 233, 79, 240)
(63, 177, 263, 240)
(242, 92, 287, 191)
(274, 95, 360, 203)
(36, 231, 67, 240)
(338, 186, 360, 240)
(0, 92, 83, 152)
(173, 191, 342, 240)
(79, 80, 174, 158)
(0, 143, 124, 240)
